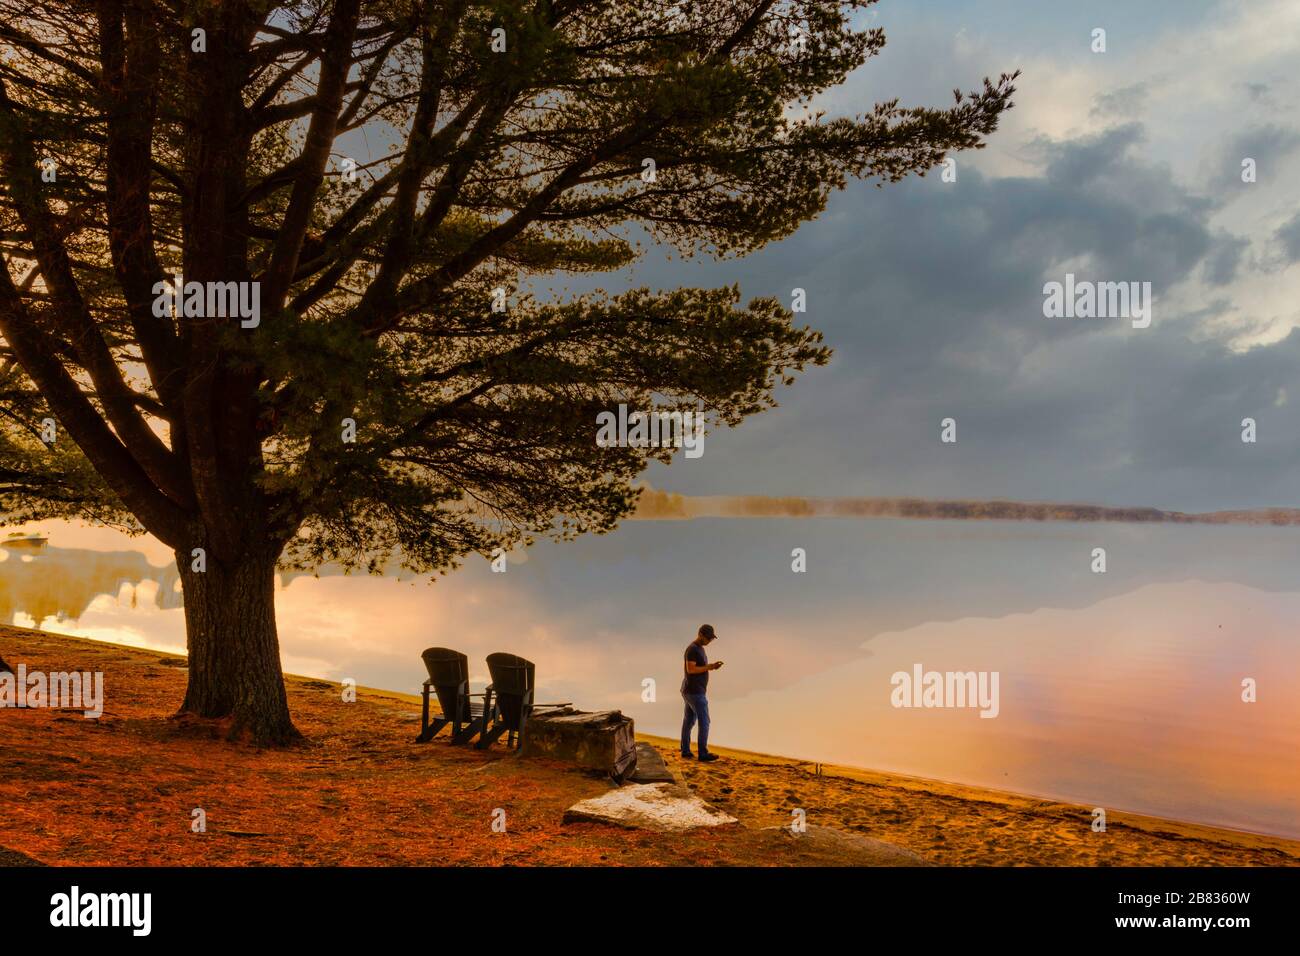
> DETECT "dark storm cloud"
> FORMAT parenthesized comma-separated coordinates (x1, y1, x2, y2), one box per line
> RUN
(1203, 233, 1250, 286)
(1275, 211, 1300, 265)
(626, 122, 1296, 513)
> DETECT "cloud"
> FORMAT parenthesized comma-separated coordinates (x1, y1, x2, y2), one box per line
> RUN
(1209, 124, 1300, 192)
(559, 1, 1300, 513)
(626, 114, 1284, 506)
(1275, 211, 1300, 265)
(1203, 232, 1250, 286)
(1090, 81, 1150, 119)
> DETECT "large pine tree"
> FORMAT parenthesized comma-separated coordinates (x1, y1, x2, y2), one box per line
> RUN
(0, 1, 1016, 743)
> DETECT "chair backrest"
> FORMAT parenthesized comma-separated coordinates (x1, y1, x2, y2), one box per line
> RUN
(486, 652, 535, 728)
(421, 647, 470, 722)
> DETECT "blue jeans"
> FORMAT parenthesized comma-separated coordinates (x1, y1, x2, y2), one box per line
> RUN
(681, 693, 710, 755)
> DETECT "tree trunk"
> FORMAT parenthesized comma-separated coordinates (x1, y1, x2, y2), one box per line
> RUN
(176, 546, 298, 745)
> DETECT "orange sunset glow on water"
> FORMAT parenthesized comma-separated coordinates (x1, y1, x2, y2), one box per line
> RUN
(4, 515, 1299, 840)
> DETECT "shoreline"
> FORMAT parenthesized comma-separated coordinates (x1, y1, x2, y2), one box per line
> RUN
(634, 734, 1300, 854)
(343, 679, 1300, 851)
(4, 624, 1298, 865)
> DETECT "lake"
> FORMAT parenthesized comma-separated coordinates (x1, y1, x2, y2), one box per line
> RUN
(3, 516, 1298, 839)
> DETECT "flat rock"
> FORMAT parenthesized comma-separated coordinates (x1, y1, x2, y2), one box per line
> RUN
(627, 742, 676, 784)
(564, 782, 738, 832)
(755, 825, 931, 866)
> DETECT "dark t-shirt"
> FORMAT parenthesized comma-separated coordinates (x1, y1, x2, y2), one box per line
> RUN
(681, 642, 708, 695)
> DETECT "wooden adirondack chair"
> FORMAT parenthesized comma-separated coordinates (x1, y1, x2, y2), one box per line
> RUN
(416, 647, 496, 745)
(475, 652, 536, 750)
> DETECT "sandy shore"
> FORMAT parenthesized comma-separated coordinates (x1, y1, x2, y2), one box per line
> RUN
(640, 736, 1300, 866)
(2, 625, 1297, 866)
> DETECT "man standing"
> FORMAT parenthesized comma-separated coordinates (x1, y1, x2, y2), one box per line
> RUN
(681, 624, 723, 762)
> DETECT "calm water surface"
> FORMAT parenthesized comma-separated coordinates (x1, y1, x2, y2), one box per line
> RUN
(3, 517, 1298, 839)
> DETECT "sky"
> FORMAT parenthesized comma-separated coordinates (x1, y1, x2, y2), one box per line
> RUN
(558, 0, 1300, 513)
